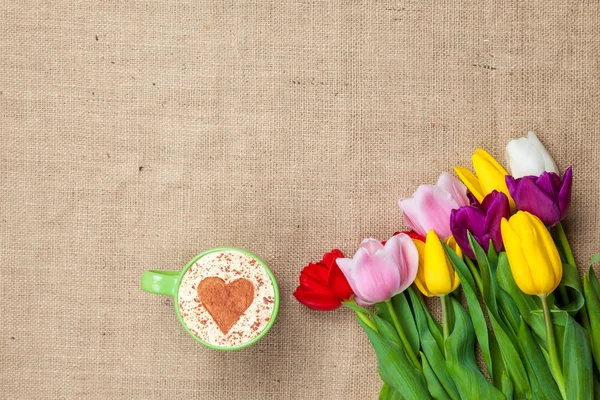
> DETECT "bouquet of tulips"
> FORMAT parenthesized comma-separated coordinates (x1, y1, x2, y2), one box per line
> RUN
(294, 132, 600, 400)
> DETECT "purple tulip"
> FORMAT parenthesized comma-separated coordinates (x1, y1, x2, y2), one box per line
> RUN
(450, 191, 510, 259)
(505, 167, 572, 227)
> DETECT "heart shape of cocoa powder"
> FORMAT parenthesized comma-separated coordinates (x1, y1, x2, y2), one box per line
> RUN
(197, 277, 255, 334)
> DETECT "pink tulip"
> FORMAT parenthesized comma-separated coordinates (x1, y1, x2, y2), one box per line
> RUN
(399, 172, 469, 241)
(336, 233, 419, 305)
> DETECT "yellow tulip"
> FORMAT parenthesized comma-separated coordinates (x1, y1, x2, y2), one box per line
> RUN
(500, 211, 563, 296)
(454, 148, 516, 212)
(414, 230, 461, 297)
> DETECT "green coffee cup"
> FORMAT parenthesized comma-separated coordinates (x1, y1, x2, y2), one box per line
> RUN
(141, 247, 279, 351)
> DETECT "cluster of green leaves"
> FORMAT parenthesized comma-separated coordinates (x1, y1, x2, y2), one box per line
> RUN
(355, 232, 600, 400)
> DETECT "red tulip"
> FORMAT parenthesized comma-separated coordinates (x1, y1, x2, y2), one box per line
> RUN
(293, 249, 354, 311)
(382, 231, 425, 245)
(401, 231, 426, 242)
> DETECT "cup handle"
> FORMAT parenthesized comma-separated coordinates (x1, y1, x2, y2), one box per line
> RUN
(141, 270, 180, 296)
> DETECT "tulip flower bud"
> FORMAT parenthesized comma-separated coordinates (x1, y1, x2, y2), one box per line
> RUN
(336, 234, 419, 305)
(500, 211, 563, 296)
(399, 172, 469, 241)
(450, 191, 510, 259)
(505, 167, 572, 227)
(455, 148, 516, 212)
(293, 249, 355, 311)
(506, 132, 559, 178)
(413, 230, 461, 297)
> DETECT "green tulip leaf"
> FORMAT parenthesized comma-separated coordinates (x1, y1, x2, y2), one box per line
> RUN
(376, 292, 420, 356)
(443, 297, 505, 400)
(486, 307, 532, 397)
(490, 335, 507, 391)
(470, 233, 523, 335)
(424, 301, 444, 352)
(496, 252, 546, 339)
(563, 314, 594, 400)
(517, 317, 561, 400)
(444, 244, 494, 379)
(500, 372, 514, 400)
(584, 257, 600, 374)
(379, 383, 403, 400)
(594, 376, 600, 400)
(449, 247, 531, 397)
(487, 239, 498, 268)
(468, 232, 499, 317)
(373, 314, 401, 346)
(496, 289, 521, 334)
(557, 263, 585, 315)
(530, 306, 570, 327)
(408, 288, 460, 400)
(552, 236, 568, 265)
(495, 290, 559, 399)
(357, 317, 432, 399)
(421, 351, 452, 400)
(343, 300, 375, 316)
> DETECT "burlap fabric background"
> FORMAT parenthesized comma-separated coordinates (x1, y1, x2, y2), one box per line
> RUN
(1, 1, 599, 399)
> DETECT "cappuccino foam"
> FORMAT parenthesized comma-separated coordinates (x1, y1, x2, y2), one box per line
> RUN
(177, 250, 275, 347)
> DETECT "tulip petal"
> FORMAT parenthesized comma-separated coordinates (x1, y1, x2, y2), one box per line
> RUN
(400, 185, 456, 240)
(383, 233, 419, 293)
(454, 166, 485, 203)
(501, 217, 537, 295)
(436, 172, 470, 207)
(558, 166, 573, 217)
(450, 206, 486, 259)
(452, 205, 487, 237)
(354, 296, 375, 306)
(424, 230, 454, 296)
(321, 249, 344, 268)
(536, 171, 562, 197)
(293, 287, 342, 311)
(446, 235, 462, 258)
(299, 264, 336, 296)
(482, 191, 510, 252)
(473, 150, 515, 212)
(451, 270, 461, 292)
(450, 191, 510, 259)
(527, 132, 559, 175)
(525, 212, 562, 293)
(337, 248, 401, 304)
(506, 132, 559, 178)
(520, 213, 558, 294)
(299, 263, 329, 285)
(360, 238, 385, 255)
(328, 261, 354, 299)
(446, 235, 462, 291)
(412, 239, 434, 297)
(399, 200, 424, 236)
(506, 137, 547, 178)
(403, 231, 426, 242)
(475, 148, 510, 176)
(507, 175, 560, 226)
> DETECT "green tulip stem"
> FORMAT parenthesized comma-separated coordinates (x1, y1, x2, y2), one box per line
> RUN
(354, 310, 377, 331)
(556, 222, 576, 268)
(541, 294, 567, 400)
(385, 299, 421, 369)
(441, 294, 450, 355)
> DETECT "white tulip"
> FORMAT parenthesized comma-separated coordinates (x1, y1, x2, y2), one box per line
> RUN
(505, 131, 559, 178)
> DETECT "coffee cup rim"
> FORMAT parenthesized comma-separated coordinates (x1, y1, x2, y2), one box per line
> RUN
(174, 247, 280, 351)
